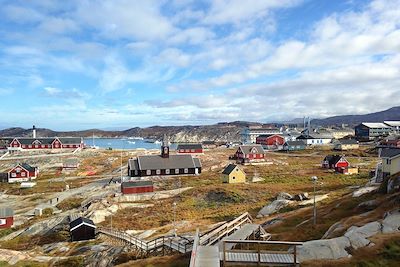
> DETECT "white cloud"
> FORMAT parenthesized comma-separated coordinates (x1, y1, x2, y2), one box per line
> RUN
(76, 0, 175, 40)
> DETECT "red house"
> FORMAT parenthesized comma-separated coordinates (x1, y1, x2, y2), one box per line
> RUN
(0, 207, 13, 229)
(8, 163, 39, 183)
(322, 155, 349, 171)
(234, 145, 266, 163)
(121, 180, 154, 194)
(256, 134, 285, 148)
(176, 144, 203, 154)
(1, 137, 83, 150)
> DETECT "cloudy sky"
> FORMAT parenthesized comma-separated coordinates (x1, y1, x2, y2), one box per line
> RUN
(0, 0, 399, 130)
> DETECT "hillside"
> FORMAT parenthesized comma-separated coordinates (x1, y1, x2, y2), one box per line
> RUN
(312, 106, 400, 126)
(0, 122, 258, 142)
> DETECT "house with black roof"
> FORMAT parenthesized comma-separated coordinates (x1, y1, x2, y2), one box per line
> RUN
(8, 163, 39, 183)
(322, 155, 349, 170)
(282, 140, 306, 151)
(176, 143, 203, 154)
(222, 164, 246, 184)
(70, 217, 96, 241)
(128, 136, 202, 177)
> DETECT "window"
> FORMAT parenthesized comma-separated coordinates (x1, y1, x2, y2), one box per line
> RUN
(11, 173, 16, 177)
(28, 145, 32, 148)
(191, 149, 195, 152)
(185, 149, 190, 152)
(184, 168, 189, 174)
(21, 172, 25, 177)
(232, 176, 235, 179)
(175, 168, 180, 174)
(166, 169, 170, 174)
(156, 169, 161, 175)
(15, 167, 21, 173)
(35, 145, 39, 148)
(146, 170, 151, 175)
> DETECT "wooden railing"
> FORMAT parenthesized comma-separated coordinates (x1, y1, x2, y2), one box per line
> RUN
(222, 240, 303, 266)
(98, 227, 193, 254)
(189, 229, 200, 267)
(199, 212, 253, 246)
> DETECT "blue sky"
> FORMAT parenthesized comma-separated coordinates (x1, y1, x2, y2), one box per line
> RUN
(0, 0, 399, 130)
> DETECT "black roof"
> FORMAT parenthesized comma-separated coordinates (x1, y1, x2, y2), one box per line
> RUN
(222, 164, 240, 175)
(324, 155, 346, 165)
(202, 141, 215, 145)
(338, 139, 358, 145)
(176, 143, 203, 150)
(284, 140, 305, 146)
(380, 148, 400, 159)
(129, 154, 202, 171)
(69, 217, 95, 229)
(122, 180, 153, 188)
(20, 163, 36, 172)
(0, 207, 14, 217)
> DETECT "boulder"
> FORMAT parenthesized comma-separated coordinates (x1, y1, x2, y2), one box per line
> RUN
(344, 221, 382, 249)
(297, 236, 351, 261)
(277, 192, 293, 200)
(322, 222, 345, 239)
(357, 200, 379, 211)
(257, 199, 291, 218)
(352, 186, 379, 197)
(382, 209, 400, 233)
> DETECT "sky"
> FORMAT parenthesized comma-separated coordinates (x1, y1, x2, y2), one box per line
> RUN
(0, 0, 399, 130)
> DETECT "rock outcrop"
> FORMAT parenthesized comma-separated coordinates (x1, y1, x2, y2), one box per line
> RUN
(297, 209, 400, 262)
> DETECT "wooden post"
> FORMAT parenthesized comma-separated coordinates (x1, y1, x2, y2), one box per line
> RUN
(293, 245, 297, 266)
(257, 241, 261, 266)
(223, 241, 226, 267)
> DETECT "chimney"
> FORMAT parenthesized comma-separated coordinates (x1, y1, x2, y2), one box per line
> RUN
(32, 125, 36, 138)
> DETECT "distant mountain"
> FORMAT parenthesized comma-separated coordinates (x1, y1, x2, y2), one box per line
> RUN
(312, 106, 400, 126)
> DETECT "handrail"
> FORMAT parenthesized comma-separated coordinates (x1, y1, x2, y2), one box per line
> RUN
(222, 239, 303, 266)
(189, 229, 200, 267)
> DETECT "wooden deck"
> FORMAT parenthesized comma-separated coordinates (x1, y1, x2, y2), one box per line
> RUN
(221, 240, 303, 266)
(223, 251, 298, 266)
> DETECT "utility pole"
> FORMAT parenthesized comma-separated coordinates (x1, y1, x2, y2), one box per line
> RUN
(311, 176, 318, 225)
(173, 202, 177, 237)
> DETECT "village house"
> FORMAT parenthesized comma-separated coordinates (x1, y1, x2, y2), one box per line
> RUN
(202, 141, 217, 149)
(8, 163, 39, 183)
(241, 125, 281, 144)
(282, 140, 306, 151)
(176, 143, 203, 154)
(256, 134, 285, 150)
(355, 123, 392, 141)
(70, 217, 96, 242)
(384, 121, 400, 134)
(322, 155, 349, 171)
(121, 180, 154, 194)
(63, 158, 80, 170)
(2, 137, 84, 150)
(297, 133, 332, 145)
(379, 136, 400, 148)
(221, 164, 246, 184)
(0, 207, 13, 229)
(334, 139, 359, 151)
(234, 145, 265, 164)
(380, 148, 400, 178)
(128, 136, 201, 177)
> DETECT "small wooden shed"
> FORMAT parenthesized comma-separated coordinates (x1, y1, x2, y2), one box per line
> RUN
(222, 164, 246, 184)
(121, 180, 154, 194)
(70, 217, 96, 242)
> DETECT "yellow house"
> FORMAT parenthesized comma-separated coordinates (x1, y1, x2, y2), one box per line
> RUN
(222, 164, 246, 184)
(380, 148, 400, 177)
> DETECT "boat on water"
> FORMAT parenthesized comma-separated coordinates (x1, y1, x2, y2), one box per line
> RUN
(128, 137, 144, 140)
(154, 140, 162, 144)
(127, 141, 136, 144)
